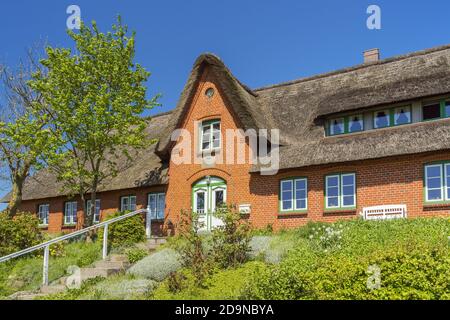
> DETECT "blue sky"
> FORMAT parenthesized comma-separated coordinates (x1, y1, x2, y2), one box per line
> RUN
(0, 0, 449, 207)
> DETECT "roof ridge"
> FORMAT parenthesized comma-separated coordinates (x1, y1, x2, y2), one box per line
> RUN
(253, 43, 450, 92)
(144, 110, 173, 120)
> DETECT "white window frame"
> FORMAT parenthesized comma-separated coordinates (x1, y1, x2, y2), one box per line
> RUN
(200, 120, 221, 152)
(120, 195, 137, 212)
(64, 201, 77, 225)
(87, 199, 101, 223)
(424, 164, 444, 202)
(280, 180, 294, 211)
(325, 173, 356, 209)
(280, 178, 308, 212)
(340, 173, 356, 208)
(148, 193, 166, 220)
(38, 204, 49, 226)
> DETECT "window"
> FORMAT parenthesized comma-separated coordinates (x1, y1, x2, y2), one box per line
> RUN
(38, 204, 49, 225)
(325, 173, 356, 209)
(394, 106, 411, 125)
(424, 163, 450, 203)
(445, 101, 450, 118)
(201, 120, 221, 151)
(348, 115, 363, 133)
(87, 199, 101, 223)
(120, 195, 136, 212)
(280, 178, 308, 212)
(205, 88, 215, 98)
(422, 103, 441, 120)
(148, 193, 165, 220)
(373, 110, 390, 128)
(64, 201, 77, 225)
(329, 118, 344, 135)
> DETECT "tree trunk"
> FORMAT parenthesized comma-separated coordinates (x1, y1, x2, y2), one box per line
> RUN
(7, 176, 25, 217)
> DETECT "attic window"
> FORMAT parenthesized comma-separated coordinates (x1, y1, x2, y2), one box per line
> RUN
(422, 103, 441, 120)
(374, 110, 390, 128)
(205, 88, 215, 98)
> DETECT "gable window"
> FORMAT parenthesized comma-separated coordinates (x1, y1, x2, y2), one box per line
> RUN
(373, 110, 390, 128)
(148, 193, 165, 220)
(38, 204, 49, 226)
(348, 115, 363, 133)
(424, 163, 450, 203)
(394, 106, 411, 125)
(329, 118, 344, 135)
(87, 199, 101, 223)
(280, 178, 308, 212)
(120, 195, 136, 212)
(64, 201, 77, 225)
(201, 120, 221, 151)
(422, 102, 441, 120)
(325, 173, 356, 209)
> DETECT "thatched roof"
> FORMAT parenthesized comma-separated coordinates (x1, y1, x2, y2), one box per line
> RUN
(4, 44, 450, 202)
(1, 112, 171, 202)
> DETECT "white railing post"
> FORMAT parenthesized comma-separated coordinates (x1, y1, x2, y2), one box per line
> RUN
(43, 245, 49, 286)
(102, 224, 108, 260)
(146, 205, 151, 239)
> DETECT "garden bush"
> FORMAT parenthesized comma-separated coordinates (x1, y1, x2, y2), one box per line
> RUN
(0, 211, 43, 256)
(127, 248, 182, 281)
(125, 247, 148, 264)
(98, 211, 146, 249)
(210, 205, 251, 268)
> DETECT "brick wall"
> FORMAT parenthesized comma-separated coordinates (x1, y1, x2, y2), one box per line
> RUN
(164, 65, 450, 232)
(19, 185, 167, 236)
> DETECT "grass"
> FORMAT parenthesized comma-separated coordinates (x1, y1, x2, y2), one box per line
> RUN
(0, 240, 101, 298)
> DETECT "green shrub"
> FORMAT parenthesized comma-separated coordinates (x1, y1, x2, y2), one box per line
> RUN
(98, 211, 146, 249)
(0, 212, 43, 256)
(152, 261, 266, 300)
(176, 210, 212, 286)
(210, 205, 251, 268)
(126, 247, 148, 264)
(127, 248, 182, 281)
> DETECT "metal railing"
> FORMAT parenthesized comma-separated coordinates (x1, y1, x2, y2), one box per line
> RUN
(0, 206, 152, 286)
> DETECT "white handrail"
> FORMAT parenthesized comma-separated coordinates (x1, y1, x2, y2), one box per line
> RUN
(0, 206, 152, 286)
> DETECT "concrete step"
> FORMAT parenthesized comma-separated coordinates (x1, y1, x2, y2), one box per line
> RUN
(40, 284, 67, 295)
(149, 237, 167, 245)
(94, 260, 129, 269)
(80, 267, 122, 281)
(15, 293, 49, 300)
(109, 254, 129, 262)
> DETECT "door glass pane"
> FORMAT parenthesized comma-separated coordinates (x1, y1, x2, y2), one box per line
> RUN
(374, 110, 390, 128)
(394, 106, 411, 125)
(215, 190, 224, 208)
(157, 194, 165, 219)
(348, 115, 363, 133)
(196, 192, 205, 213)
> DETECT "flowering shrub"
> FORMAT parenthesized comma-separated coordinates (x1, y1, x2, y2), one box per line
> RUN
(308, 224, 344, 253)
(127, 248, 181, 281)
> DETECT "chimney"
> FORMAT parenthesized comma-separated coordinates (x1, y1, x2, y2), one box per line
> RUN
(363, 48, 380, 63)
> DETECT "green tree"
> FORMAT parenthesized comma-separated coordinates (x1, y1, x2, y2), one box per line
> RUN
(0, 47, 52, 217)
(29, 17, 159, 228)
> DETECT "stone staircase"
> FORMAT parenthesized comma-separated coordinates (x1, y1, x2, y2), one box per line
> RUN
(8, 237, 167, 300)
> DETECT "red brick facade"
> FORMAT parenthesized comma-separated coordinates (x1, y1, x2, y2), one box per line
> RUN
(17, 65, 450, 234)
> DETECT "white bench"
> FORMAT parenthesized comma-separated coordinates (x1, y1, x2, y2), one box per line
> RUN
(361, 205, 407, 220)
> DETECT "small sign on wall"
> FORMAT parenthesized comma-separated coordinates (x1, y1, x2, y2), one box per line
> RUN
(239, 204, 251, 215)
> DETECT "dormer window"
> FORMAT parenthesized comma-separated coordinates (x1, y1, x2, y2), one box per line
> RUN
(348, 115, 363, 133)
(374, 110, 390, 128)
(394, 106, 411, 125)
(201, 120, 221, 152)
(329, 118, 344, 135)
